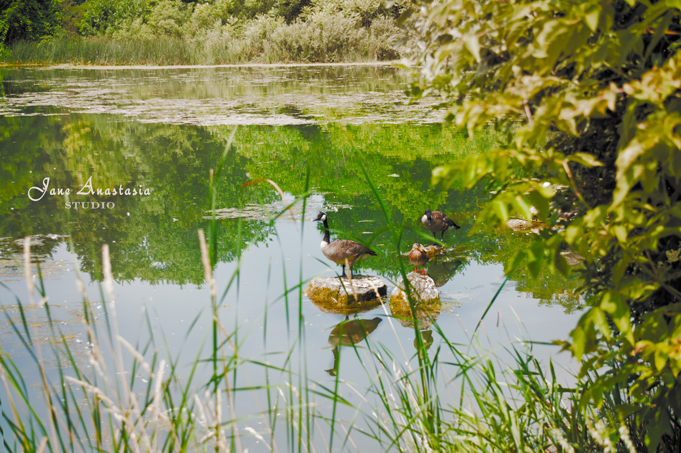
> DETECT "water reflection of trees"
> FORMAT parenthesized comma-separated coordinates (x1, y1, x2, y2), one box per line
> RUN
(0, 115, 277, 284)
(0, 115, 582, 309)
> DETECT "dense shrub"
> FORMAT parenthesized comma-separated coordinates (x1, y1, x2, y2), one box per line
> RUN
(268, 9, 367, 62)
(404, 0, 681, 451)
(2, 0, 404, 63)
(78, 0, 148, 36)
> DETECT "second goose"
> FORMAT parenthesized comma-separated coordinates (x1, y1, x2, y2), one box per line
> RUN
(314, 211, 376, 278)
(422, 209, 460, 241)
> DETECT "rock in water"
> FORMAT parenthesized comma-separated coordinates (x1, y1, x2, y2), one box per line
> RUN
(304, 276, 387, 307)
(390, 273, 440, 305)
(506, 218, 534, 230)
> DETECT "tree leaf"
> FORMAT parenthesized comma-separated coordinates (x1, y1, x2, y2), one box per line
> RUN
(567, 152, 603, 167)
(584, 4, 601, 32)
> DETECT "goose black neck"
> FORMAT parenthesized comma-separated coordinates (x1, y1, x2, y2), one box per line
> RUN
(322, 219, 331, 243)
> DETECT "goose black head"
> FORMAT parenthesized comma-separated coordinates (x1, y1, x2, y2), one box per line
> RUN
(314, 212, 327, 222)
(424, 209, 433, 226)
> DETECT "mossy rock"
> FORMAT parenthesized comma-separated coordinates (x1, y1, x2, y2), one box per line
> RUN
(390, 273, 440, 306)
(304, 276, 387, 311)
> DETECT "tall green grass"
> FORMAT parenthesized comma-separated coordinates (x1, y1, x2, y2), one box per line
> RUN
(0, 152, 643, 452)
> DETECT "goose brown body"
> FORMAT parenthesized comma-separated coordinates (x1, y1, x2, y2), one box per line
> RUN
(408, 243, 429, 275)
(314, 212, 376, 278)
(421, 209, 460, 240)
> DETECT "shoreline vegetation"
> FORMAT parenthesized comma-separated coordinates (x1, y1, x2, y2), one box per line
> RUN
(0, 61, 397, 69)
(0, 0, 406, 66)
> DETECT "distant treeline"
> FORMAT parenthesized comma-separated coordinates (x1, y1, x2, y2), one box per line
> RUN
(0, 0, 407, 64)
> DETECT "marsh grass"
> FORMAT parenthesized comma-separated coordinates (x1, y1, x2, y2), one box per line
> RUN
(6, 37, 203, 66)
(2, 17, 399, 66)
(0, 150, 635, 452)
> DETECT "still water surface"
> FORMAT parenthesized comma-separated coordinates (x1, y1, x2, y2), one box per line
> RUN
(0, 64, 582, 450)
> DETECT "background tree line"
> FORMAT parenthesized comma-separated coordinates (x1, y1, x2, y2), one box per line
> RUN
(0, 0, 408, 63)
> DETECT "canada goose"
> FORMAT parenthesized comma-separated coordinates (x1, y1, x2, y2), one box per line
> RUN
(408, 243, 429, 274)
(314, 212, 376, 278)
(421, 209, 460, 241)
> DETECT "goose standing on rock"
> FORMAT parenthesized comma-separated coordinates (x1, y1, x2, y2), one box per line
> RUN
(408, 243, 429, 275)
(422, 209, 460, 241)
(314, 212, 376, 278)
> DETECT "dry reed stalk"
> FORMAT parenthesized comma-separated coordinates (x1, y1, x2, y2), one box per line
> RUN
(339, 423, 359, 452)
(36, 437, 48, 453)
(241, 178, 297, 223)
(117, 335, 153, 375)
(79, 245, 156, 452)
(244, 427, 273, 451)
(198, 230, 216, 300)
(198, 229, 241, 453)
(102, 244, 132, 407)
(23, 237, 60, 451)
(0, 370, 24, 443)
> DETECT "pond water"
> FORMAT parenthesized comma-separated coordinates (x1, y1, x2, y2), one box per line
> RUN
(0, 65, 582, 451)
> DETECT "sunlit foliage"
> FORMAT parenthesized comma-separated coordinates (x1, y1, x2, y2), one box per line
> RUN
(405, 0, 681, 450)
(2, 0, 409, 63)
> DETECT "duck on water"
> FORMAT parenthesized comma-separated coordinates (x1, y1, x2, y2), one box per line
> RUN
(408, 243, 429, 275)
(314, 212, 376, 278)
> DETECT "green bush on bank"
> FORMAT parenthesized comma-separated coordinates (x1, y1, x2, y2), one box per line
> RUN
(405, 0, 681, 451)
(1, 0, 406, 64)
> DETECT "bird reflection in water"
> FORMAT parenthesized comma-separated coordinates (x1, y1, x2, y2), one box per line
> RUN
(325, 316, 382, 376)
(406, 243, 463, 284)
(414, 329, 435, 360)
(389, 295, 441, 356)
(427, 258, 463, 287)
